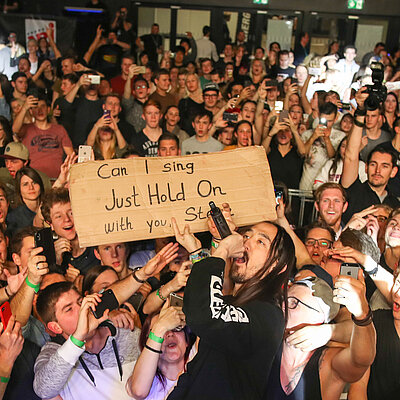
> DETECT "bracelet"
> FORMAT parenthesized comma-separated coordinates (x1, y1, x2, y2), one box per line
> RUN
(4, 285, 11, 298)
(0, 376, 10, 383)
(363, 256, 379, 277)
(352, 308, 373, 326)
(25, 277, 40, 293)
(190, 247, 202, 255)
(70, 335, 85, 348)
(353, 119, 365, 128)
(132, 268, 146, 284)
(189, 250, 208, 264)
(149, 331, 164, 343)
(211, 239, 219, 249)
(145, 344, 162, 354)
(156, 286, 167, 301)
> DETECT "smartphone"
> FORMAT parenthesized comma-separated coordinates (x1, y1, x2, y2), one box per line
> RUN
(78, 145, 92, 163)
(103, 109, 111, 118)
(340, 263, 359, 279)
(319, 117, 328, 127)
(138, 66, 146, 74)
(308, 67, 321, 76)
(279, 109, 289, 123)
(291, 77, 298, 84)
(274, 101, 284, 112)
(209, 201, 231, 239)
(34, 227, 57, 267)
(223, 112, 238, 122)
(341, 103, 351, 110)
(88, 74, 101, 84)
(92, 289, 119, 319)
(169, 293, 183, 308)
(275, 189, 283, 205)
(0, 301, 12, 331)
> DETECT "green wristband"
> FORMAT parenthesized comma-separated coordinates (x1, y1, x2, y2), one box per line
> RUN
(0, 376, 10, 383)
(25, 277, 40, 293)
(70, 335, 85, 348)
(149, 331, 164, 343)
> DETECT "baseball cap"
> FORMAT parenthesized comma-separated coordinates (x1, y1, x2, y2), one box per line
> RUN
(203, 82, 219, 94)
(0, 142, 29, 161)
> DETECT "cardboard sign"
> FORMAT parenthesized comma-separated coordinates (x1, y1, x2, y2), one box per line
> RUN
(69, 147, 277, 247)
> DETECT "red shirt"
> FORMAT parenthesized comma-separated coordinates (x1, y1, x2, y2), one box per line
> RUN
(21, 123, 72, 178)
(110, 75, 127, 96)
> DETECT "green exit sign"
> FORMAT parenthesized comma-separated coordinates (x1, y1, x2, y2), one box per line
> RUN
(348, 0, 364, 9)
(253, 0, 268, 4)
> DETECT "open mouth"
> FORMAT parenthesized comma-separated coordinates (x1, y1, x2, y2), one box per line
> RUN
(234, 252, 248, 265)
(63, 225, 74, 232)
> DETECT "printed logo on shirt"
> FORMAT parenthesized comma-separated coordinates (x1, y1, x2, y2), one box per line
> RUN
(209, 276, 249, 323)
(31, 135, 60, 151)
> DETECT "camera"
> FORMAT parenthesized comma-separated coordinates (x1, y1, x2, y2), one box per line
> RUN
(364, 62, 387, 110)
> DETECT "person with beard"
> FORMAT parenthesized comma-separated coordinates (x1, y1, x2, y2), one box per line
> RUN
(314, 183, 348, 240)
(165, 207, 296, 400)
(341, 88, 400, 224)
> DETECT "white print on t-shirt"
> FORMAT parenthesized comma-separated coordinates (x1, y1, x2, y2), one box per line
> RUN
(209, 276, 249, 323)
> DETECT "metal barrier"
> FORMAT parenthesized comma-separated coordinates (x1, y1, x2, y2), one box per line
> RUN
(288, 189, 319, 227)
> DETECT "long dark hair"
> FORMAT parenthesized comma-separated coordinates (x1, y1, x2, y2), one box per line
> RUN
(0, 116, 13, 145)
(231, 223, 296, 324)
(16, 166, 44, 205)
(328, 136, 346, 178)
(82, 264, 117, 295)
(139, 312, 196, 388)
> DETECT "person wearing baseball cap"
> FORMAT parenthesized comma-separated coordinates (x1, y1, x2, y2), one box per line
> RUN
(203, 82, 221, 116)
(0, 142, 51, 207)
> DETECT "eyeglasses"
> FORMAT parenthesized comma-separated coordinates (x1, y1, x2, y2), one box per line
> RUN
(135, 85, 147, 90)
(287, 296, 321, 313)
(204, 93, 218, 97)
(305, 239, 332, 248)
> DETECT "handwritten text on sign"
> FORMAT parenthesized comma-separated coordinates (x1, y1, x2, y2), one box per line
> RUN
(69, 147, 276, 247)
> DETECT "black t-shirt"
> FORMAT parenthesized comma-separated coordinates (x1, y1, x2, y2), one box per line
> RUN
(72, 97, 103, 148)
(131, 130, 161, 157)
(168, 257, 284, 400)
(267, 141, 303, 189)
(380, 141, 400, 197)
(93, 44, 123, 79)
(343, 179, 400, 224)
(117, 118, 136, 144)
(4, 339, 41, 400)
(54, 96, 76, 139)
(67, 246, 98, 275)
(140, 34, 162, 63)
(367, 309, 400, 400)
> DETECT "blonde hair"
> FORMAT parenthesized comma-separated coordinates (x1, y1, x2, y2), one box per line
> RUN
(95, 126, 116, 160)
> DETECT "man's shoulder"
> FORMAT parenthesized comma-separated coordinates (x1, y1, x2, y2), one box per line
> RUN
(301, 129, 313, 142)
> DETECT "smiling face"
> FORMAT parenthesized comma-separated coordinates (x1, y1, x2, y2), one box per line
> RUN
(316, 188, 347, 229)
(49, 201, 76, 241)
(385, 214, 400, 248)
(230, 222, 278, 284)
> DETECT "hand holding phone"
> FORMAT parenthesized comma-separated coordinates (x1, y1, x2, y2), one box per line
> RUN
(92, 289, 119, 319)
(34, 228, 56, 268)
(340, 263, 359, 279)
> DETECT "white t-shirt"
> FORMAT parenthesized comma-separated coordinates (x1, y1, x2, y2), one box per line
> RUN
(300, 128, 346, 191)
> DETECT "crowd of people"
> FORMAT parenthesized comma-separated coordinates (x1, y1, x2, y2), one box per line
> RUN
(0, 5, 399, 400)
